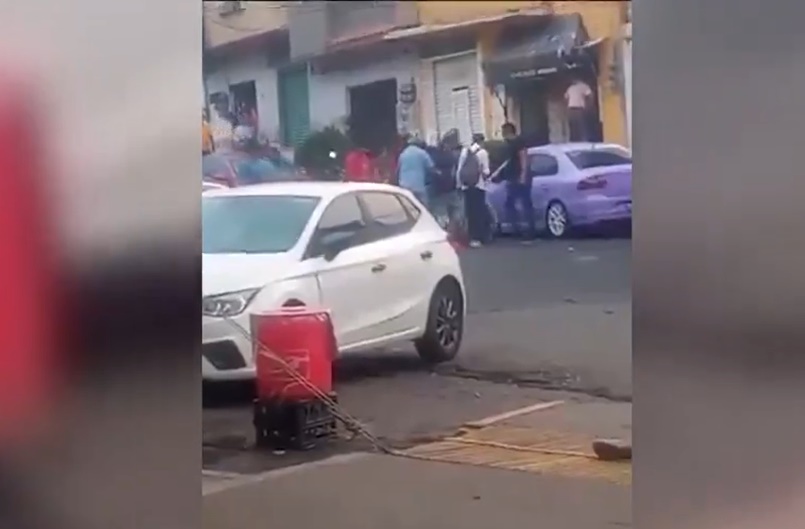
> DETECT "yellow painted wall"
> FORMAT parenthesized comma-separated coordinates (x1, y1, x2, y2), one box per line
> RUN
(417, 1, 628, 145)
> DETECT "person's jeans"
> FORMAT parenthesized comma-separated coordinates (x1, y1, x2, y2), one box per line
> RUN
(504, 180, 535, 238)
(463, 186, 489, 243)
(430, 190, 464, 229)
(410, 189, 430, 210)
(568, 107, 589, 142)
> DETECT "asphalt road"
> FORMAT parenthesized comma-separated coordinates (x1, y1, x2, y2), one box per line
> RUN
(203, 237, 631, 474)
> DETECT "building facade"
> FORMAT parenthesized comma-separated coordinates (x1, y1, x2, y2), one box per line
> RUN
(202, 1, 630, 150)
(411, 1, 630, 146)
(622, 5, 632, 147)
(203, 1, 288, 142)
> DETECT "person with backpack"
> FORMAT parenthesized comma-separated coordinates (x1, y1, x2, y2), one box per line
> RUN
(427, 129, 463, 229)
(457, 133, 491, 247)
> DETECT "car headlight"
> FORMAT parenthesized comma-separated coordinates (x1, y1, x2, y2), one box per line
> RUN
(202, 288, 260, 318)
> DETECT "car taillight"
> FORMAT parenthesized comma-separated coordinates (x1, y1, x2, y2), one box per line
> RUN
(577, 175, 608, 191)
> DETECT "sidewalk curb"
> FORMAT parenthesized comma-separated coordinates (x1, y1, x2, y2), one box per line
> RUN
(203, 452, 372, 497)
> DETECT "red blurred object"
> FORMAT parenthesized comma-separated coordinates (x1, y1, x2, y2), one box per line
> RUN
(445, 220, 468, 251)
(343, 148, 375, 183)
(252, 307, 336, 401)
(0, 74, 61, 445)
(577, 175, 608, 190)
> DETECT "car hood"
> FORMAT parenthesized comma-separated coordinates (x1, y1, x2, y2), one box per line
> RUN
(202, 252, 298, 297)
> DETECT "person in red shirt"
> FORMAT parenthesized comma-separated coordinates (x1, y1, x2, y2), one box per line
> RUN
(343, 147, 374, 183)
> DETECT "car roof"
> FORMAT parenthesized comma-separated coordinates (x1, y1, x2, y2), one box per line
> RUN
(527, 142, 629, 155)
(202, 181, 403, 200)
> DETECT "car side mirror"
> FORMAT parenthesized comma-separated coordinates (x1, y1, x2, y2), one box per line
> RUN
(319, 231, 354, 261)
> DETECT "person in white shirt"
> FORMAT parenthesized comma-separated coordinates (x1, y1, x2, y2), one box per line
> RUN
(564, 78, 594, 141)
(456, 133, 491, 247)
(209, 102, 235, 152)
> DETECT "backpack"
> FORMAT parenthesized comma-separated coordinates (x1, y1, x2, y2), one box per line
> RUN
(458, 148, 482, 187)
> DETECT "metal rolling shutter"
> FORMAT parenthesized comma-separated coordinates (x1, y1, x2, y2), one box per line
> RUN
(278, 65, 311, 147)
(433, 53, 482, 145)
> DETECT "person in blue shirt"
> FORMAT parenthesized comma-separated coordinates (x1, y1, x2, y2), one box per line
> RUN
(233, 135, 284, 185)
(396, 134, 435, 208)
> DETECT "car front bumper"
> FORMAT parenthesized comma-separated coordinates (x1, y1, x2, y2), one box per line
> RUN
(202, 313, 256, 381)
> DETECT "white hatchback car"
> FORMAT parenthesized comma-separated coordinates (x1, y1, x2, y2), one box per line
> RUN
(202, 181, 467, 381)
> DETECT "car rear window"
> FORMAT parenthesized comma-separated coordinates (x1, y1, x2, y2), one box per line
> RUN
(566, 149, 631, 170)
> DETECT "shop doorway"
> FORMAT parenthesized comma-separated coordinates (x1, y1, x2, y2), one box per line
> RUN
(348, 79, 398, 154)
(512, 80, 550, 147)
(560, 69, 603, 142)
(581, 75, 603, 143)
(230, 80, 257, 116)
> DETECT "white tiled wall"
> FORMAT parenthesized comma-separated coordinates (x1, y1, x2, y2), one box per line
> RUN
(308, 53, 420, 132)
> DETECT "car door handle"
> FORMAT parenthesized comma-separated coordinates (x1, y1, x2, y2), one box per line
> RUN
(420, 251, 433, 261)
(371, 263, 387, 273)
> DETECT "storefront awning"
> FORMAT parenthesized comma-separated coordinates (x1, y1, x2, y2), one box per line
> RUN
(483, 14, 603, 85)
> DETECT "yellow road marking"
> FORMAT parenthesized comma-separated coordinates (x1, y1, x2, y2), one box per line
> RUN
(400, 426, 631, 485)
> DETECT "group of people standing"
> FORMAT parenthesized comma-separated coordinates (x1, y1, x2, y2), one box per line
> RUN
(396, 122, 535, 247)
(202, 100, 260, 155)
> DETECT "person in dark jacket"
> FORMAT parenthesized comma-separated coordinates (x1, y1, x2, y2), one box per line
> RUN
(427, 129, 464, 228)
(500, 122, 535, 242)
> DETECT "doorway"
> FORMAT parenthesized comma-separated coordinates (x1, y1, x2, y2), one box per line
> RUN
(348, 78, 398, 154)
(229, 80, 257, 114)
(514, 80, 550, 147)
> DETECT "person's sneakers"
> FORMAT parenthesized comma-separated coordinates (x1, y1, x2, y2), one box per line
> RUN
(592, 439, 632, 461)
(469, 240, 483, 248)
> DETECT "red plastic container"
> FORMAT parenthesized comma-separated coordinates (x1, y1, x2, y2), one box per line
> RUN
(251, 307, 336, 401)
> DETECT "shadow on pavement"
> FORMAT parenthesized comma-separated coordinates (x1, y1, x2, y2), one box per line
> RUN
(496, 221, 631, 241)
(203, 351, 430, 409)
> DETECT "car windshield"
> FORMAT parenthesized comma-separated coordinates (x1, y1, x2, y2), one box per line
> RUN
(566, 148, 631, 170)
(202, 195, 320, 254)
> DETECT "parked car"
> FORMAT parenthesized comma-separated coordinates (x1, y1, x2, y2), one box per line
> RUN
(486, 143, 632, 238)
(202, 150, 300, 188)
(202, 181, 467, 381)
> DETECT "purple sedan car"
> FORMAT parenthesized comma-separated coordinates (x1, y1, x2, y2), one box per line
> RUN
(486, 142, 632, 238)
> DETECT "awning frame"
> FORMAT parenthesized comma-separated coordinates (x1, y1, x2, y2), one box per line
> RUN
(482, 14, 605, 87)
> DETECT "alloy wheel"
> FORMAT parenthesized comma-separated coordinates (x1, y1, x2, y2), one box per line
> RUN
(434, 296, 461, 348)
(546, 202, 568, 238)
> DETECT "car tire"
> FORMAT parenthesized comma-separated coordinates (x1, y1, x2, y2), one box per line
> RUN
(545, 200, 571, 239)
(415, 278, 464, 364)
